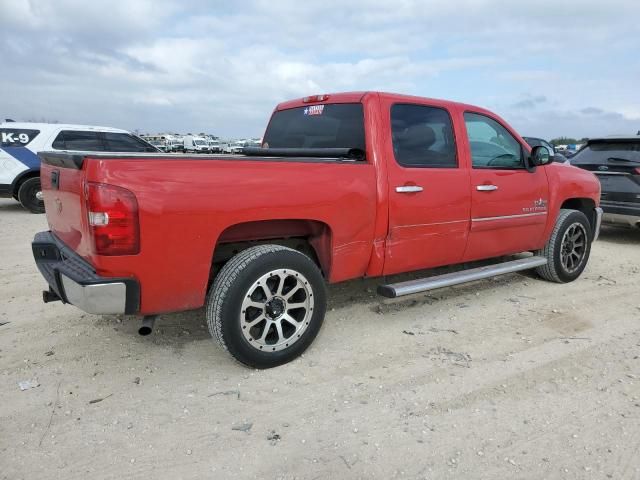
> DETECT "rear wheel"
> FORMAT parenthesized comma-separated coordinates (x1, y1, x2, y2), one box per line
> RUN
(206, 245, 326, 368)
(17, 177, 45, 214)
(535, 209, 592, 283)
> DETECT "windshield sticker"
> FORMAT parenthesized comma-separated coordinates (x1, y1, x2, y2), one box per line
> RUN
(304, 105, 324, 116)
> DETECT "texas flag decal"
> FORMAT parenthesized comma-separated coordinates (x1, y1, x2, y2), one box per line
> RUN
(304, 105, 325, 116)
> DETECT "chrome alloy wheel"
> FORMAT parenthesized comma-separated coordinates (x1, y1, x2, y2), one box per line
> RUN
(240, 268, 314, 352)
(35, 191, 44, 200)
(560, 222, 588, 273)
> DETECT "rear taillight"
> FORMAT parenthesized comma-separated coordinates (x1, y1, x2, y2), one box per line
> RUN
(635, 167, 640, 175)
(85, 182, 140, 255)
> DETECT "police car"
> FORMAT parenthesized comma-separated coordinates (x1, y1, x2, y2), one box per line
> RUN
(0, 122, 158, 213)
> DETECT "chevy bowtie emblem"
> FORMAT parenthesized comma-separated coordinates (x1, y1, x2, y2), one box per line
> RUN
(534, 198, 547, 208)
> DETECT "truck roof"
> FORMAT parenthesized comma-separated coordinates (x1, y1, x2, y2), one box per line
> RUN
(275, 91, 496, 117)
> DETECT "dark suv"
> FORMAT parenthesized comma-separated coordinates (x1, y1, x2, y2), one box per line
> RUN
(570, 136, 640, 228)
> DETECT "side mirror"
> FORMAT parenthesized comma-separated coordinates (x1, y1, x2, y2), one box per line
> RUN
(530, 145, 554, 166)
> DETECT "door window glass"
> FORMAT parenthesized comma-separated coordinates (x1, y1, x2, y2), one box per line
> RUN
(391, 104, 457, 168)
(52, 131, 105, 151)
(464, 113, 523, 168)
(103, 132, 153, 152)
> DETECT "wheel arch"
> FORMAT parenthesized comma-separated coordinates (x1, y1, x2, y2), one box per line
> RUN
(11, 168, 40, 196)
(211, 219, 333, 281)
(559, 197, 597, 231)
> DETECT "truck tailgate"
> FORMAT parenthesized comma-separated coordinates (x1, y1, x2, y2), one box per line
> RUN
(39, 153, 92, 259)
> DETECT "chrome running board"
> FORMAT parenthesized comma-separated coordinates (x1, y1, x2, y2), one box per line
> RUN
(377, 256, 548, 298)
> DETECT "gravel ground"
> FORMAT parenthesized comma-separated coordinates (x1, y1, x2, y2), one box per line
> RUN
(1, 198, 639, 480)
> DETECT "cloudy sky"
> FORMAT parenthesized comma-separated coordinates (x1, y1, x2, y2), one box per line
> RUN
(1, 0, 639, 139)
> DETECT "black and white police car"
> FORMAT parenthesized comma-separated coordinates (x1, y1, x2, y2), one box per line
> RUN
(0, 122, 158, 213)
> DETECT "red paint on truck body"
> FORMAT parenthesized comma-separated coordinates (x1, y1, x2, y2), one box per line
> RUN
(40, 92, 600, 315)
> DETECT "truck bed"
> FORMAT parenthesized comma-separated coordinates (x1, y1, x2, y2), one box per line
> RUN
(39, 151, 378, 314)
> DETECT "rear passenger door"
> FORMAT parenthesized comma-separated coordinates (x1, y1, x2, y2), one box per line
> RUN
(383, 101, 471, 275)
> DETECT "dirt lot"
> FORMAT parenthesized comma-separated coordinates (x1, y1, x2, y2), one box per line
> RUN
(1, 198, 639, 480)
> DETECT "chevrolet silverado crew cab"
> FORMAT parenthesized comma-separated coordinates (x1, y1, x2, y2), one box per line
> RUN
(31, 92, 602, 368)
(0, 122, 158, 213)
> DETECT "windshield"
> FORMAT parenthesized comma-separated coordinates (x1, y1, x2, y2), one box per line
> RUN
(194, 140, 206, 145)
(263, 103, 365, 150)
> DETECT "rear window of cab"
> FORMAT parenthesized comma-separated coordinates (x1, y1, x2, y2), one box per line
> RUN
(263, 103, 365, 151)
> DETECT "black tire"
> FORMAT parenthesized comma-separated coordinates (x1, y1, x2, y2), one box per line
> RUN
(535, 209, 592, 283)
(206, 245, 327, 368)
(17, 177, 45, 214)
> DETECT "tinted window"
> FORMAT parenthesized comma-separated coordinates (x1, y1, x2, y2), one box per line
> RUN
(391, 104, 457, 168)
(571, 141, 640, 165)
(52, 131, 105, 151)
(464, 113, 523, 168)
(0, 128, 40, 147)
(263, 103, 365, 151)
(103, 132, 154, 152)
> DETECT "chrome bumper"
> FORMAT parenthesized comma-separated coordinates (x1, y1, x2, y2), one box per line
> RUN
(59, 274, 128, 314)
(32, 231, 139, 315)
(593, 207, 603, 241)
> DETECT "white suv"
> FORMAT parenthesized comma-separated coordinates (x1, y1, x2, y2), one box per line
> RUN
(0, 122, 158, 213)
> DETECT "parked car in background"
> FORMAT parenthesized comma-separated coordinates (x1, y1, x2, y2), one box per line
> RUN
(207, 138, 221, 153)
(570, 135, 640, 228)
(165, 136, 184, 152)
(0, 122, 158, 213)
(183, 135, 210, 153)
(245, 139, 262, 149)
(229, 140, 247, 154)
(523, 137, 569, 163)
(146, 139, 167, 152)
(32, 91, 601, 368)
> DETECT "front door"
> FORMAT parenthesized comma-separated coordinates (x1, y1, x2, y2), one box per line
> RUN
(462, 112, 549, 261)
(384, 102, 471, 275)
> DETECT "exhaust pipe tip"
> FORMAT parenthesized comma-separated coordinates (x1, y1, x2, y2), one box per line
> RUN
(138, 325, 153, 336)
(138, 315, 157, 336)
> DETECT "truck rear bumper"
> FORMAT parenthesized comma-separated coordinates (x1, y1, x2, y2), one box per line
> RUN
(32, 231, 139, 315)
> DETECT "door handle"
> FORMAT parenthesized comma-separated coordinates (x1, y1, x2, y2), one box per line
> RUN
(396, 185, 423, 193)
(476, 184, 498, 191)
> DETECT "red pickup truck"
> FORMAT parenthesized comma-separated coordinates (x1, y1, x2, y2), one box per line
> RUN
(32, 92, 602, 368)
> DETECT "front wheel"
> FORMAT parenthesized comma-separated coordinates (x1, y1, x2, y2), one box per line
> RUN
(17, 177, 45, 214)
(535, 209, 592, 283)
(206, 245, 327, 368)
